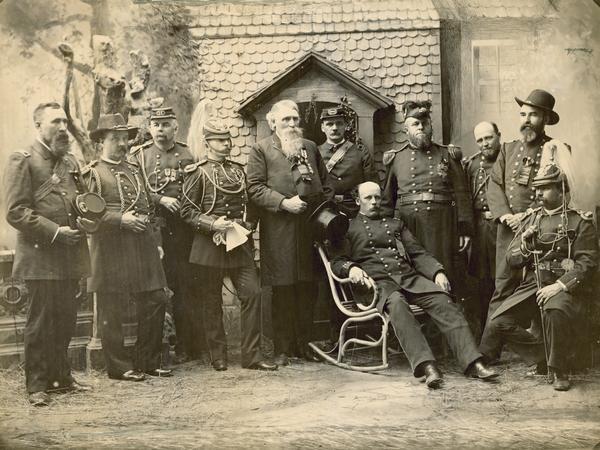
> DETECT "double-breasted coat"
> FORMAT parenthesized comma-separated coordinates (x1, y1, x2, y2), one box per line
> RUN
(246, 134, 334, 286)
(4, 141, 90, 280)
(381, 142, 473, 282)
(331, 214, 446, 312)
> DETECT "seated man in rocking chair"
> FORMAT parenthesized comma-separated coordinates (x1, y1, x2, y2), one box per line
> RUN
(330, 182, 499, 388)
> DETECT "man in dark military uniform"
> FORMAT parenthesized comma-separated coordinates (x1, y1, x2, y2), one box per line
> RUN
(130, 107, 199, 363)
(331, 182, 498, 388)
(4, 102, 95, 406)
(479, 163, 598, 391)
(247, 99, 334, 366)
(180, 116, 277, 372)
(84, 113, 171, 381)
(381, 101, 472, 285)
(317, 106, 377, 218)
(464, 121, 502, 332)
(485, 89, 561, 322)
(317, 106, 378, 346)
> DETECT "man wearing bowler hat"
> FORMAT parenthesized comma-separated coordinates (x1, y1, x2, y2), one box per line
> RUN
(83, 113, 171, 381)
(317, 106, 377, 218)
(4, 102, 96, 406)
(484, 89, 562, 325)
(330, 182, 498, 388)
(130, 107, 200, 363)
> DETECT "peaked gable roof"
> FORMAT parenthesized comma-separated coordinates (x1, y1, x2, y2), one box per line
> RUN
(237, 51, 395, 116)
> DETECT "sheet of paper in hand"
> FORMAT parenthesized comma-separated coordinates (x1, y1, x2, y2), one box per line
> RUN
(226, 222, 251, 252)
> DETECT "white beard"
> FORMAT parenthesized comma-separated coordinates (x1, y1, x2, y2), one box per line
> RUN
(278, 127, 304, 158)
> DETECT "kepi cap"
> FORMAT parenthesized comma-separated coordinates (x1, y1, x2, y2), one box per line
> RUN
(150, 107, 177, 121)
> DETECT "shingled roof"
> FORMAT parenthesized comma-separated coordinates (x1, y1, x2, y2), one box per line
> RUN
(189, 0, 440, 38)
(237, 51, 396, 116)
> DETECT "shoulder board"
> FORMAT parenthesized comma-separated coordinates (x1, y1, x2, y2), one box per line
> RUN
(576, 209, 593, 221)
(130, 140, 153, 155)
(124, 159, 138, 167)
(15, 149, 31, 157)
(382, 142, 409, 166)
(81, 160, 99, 175)
(176, 141, 188, 147)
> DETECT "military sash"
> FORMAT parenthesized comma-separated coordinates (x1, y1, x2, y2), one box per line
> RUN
(325, 140, 353, 173)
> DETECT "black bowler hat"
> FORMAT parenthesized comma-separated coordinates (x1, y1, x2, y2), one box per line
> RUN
(308, 200, 349, 242)
(320, 106, 346, 122)
(150, 107, 177, 120)
(90, 114, 139, 142)
(515, 89, 559, 125)
(402, 100, 431, 121)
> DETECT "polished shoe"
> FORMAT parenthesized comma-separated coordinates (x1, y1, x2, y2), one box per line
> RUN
(145, 368, 173, 377)
(552, 370, 570, 391)
(273, 353, 290, 367)
(525, 362, 548, 378)
(66, 379, 93, 392)
(28, 391, 50, 407)
(212, 359, 228, 371)
(247, 360, 278, 371)
(469, 360, 500, 381)
(422, 362, 443, 389)
(117, 370, 146, 382)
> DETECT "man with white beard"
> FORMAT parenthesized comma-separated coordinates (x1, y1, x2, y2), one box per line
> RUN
(247, 99, 334, 366)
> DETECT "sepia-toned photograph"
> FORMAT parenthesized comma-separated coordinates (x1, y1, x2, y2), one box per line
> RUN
(0, 0, 599, 448)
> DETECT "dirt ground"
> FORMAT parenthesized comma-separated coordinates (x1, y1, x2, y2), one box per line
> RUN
(1, 352, 599, 450)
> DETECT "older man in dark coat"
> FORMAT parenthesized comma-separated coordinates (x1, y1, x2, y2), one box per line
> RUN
(330, 182, 498, 388)
(83, 114, 170, 382)
(247, 99, 334, 366)
(4, 102, 94, 406)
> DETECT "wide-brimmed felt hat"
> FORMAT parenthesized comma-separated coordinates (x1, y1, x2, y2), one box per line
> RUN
(515, 89, 559, 125)
(90, 114, 139, 142)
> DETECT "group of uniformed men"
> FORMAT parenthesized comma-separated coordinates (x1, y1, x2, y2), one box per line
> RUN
(4, 87, 597, 407)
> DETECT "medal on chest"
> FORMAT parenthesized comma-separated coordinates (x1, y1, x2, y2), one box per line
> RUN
(437, 158, 449, 179)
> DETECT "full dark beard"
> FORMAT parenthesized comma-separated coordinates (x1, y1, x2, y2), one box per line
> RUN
(280, 127, 304, 157)
(50, 133, 71, 157)
(409, 132, 431, 150)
